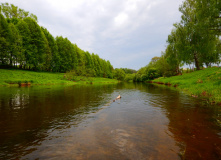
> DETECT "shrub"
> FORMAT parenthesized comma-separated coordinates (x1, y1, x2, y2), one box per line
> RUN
(124, 74, 135, 82)
(65, 70, 77, 81)
(113, 69, 126, 81)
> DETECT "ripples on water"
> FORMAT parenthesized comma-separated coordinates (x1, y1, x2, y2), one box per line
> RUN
(0, 83, 221, 160)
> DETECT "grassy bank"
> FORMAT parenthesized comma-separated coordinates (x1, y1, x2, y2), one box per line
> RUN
(151, 67, 221, 104)
(0, 69, 118, 86)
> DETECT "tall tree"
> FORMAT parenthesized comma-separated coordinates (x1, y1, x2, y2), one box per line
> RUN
(16, 19, 32, 69)
(8, 22, 23, 67)
(0, 13, 10, 65)
(24, 17, 47, 70)
(194, 0, 221, 35)
(113, 68, 125, 81)
(107, 60, 113, 78)
(0, 3, 37, 21)
(75, 47, 85, 75)
(41, 28, 60, 72)
(0, 3, 116, 75)
(70, 44, 78, 71)
(56, 36, 77, 72)
(85, 51, 95, 77)
(41, 27, 56, 71)
(93, 54, 102, 77)
(177, 0, 219, 69)
(165, 27, 185, 73)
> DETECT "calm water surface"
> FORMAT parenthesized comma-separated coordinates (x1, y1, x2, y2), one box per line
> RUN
(0, 83, 221, 160)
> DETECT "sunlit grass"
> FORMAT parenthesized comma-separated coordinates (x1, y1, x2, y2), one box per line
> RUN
(0, 69, 118, 86)
(152, 67, 221, 104)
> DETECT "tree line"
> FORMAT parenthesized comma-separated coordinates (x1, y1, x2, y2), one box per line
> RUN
(134, 0, 221, 82)
(0, 3, 114, 78)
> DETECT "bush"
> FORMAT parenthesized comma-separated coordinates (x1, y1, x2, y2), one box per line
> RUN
(124, 74, 135, 82)
(146, 68, 159, 80)
(113, 68, 125, 81)
(65, 70, 77, 81)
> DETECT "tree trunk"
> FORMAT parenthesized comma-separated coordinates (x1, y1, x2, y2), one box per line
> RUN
(10, 53, 13, 66)
(194, 52, 200, 70)
(205, 62, 209, 68)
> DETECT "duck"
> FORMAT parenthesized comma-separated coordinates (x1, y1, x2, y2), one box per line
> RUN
(116, 95, 121, 99)
(112, 95, 121, 102)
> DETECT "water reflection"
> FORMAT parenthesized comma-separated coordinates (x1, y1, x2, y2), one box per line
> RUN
(137, 83, 221, 159)
(0, 83, 221, 159)
(0, 84, 117, 160)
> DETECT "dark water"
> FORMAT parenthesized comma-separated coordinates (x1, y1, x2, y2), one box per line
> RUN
(0, 83, 221, 160)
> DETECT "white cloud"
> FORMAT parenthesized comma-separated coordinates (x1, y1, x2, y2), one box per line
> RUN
(114, 12, 129, 27)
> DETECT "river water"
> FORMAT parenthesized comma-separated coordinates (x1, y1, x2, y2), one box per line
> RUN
(0, 83, 221, 160)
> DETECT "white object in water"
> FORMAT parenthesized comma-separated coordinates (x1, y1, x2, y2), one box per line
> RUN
(116, 95, 121, 99)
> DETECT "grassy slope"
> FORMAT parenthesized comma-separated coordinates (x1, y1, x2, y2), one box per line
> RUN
(0, 69, 118, 86)
(152, 67, 221, 104)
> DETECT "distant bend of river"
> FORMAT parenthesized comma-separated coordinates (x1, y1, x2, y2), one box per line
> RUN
(0, 83, 221, 160)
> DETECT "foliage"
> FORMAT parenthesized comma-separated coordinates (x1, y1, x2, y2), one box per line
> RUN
(24, 17, 47, 70)
(0, 3, 37, 21)
(165, 0, 220, 70)
(146, 68, 159, 80)
(0, 13, 10, 65)
(113, 68, 126, 81)
(134, 55, 176, 82)
(124, 74, 135, 82)
(16, 19, 32, 68)
(120, 68, 137, 74)
(65, 70, 77, 81)
(8, 22, 23, 66)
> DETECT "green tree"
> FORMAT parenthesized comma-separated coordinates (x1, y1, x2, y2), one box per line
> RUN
(85, 51, 95, 77)
(100, 59, 107, 78)
(24, 17, 47, 70)
(121, 68, 137, 74)
(95, 54, 102, 77)
(165, 28, 184, 74)
(0, 13, 10, 65)
(8, 22, 23, 67)
(0, 3, 37, 21)
(155, 55, 173, 77)
(113, 68, 125, 81)
(178, 0, 219, 70)
(1, 2, 116, 75)
(56, 36, 77, 72)
(135, 67, 146, 82)
(75, 46, 86, 75)
(16, 19, 32, 69)
(91, 53, 101, 77)
(70, 44, 78, 70)
(41, 27, 60, 71)
(124, 74, 135, 82)
(107, 60, 113, 78)
(146, 68, 159, 80)
(194, 0, 220, 35)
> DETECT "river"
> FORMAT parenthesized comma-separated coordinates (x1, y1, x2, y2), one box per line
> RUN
(0, 83, 221, 160)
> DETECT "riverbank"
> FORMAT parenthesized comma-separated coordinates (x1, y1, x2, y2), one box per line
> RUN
(0, 69, 118, 86)
(150, 67, 221, 104)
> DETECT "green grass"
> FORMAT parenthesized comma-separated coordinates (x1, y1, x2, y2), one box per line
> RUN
(0, 69, 118, 86)
(152, 67, 221, 104)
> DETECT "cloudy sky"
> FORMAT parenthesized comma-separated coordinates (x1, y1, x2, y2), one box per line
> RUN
(3, 0, 183, 70)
